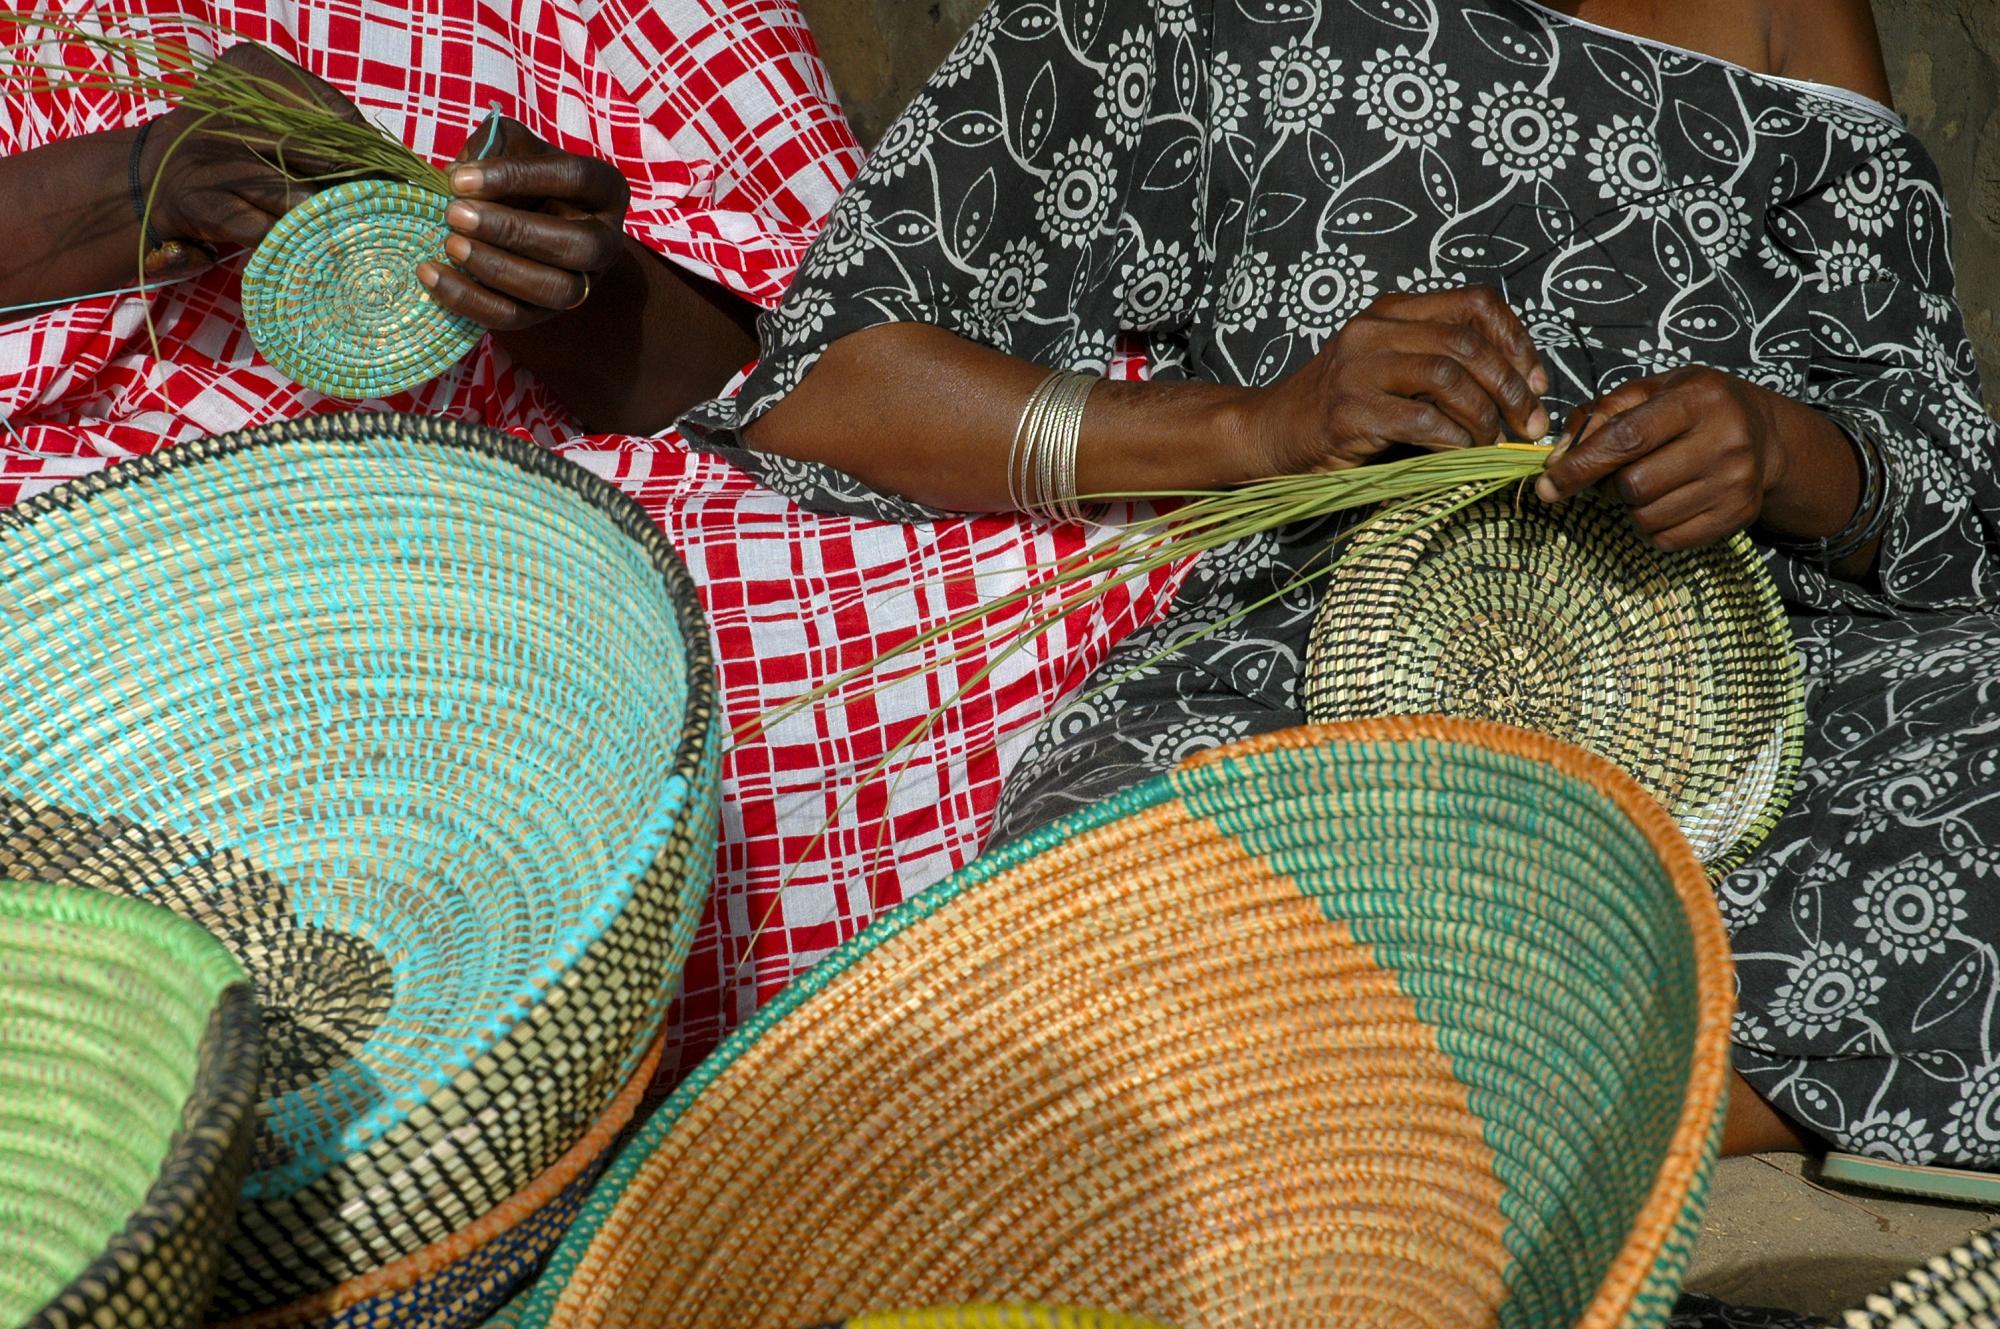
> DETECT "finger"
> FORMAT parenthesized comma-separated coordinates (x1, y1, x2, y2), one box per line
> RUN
(417, 261, 541, 333)
(450, 114, 541, 168)
(1646, 505, 1753, 552)
(449, 153, 628, 213)
(231, 175, 319, 219)
(1382, 353, 1503, 447)
(199, 197, 280, 249)
(1373, 395, 1479, 452)
(1623, 477, 1718, 537)
(1539, 381, 1698, 503)
(1377, 286, 1548, 396)
(441, 233, 588, 312)
(443, 199, 622, 273)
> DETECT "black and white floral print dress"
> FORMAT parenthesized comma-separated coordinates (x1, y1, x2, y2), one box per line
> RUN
(682, 0, 2000, 1172)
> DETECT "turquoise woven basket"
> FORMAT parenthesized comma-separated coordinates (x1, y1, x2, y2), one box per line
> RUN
(242, 179, 482, 399)
(0, 413, 722, 1318)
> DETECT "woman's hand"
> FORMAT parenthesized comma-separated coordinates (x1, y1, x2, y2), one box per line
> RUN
(1235, 286, 1553, 479)
(144, 43, 364, 252)
(416, 117, 629, 333)
(1536, 365, 1828, 551)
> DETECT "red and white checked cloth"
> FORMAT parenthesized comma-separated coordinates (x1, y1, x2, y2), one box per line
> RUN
(0, 0, 1183, 1074)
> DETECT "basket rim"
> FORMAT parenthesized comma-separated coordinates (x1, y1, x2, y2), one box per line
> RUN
(515, 716, 1734, 1329)
(4, 881, 261, 1329)
(0, 411, 718, 1194)
(212, 1033, 666, 1329)
(1299, 486, 1807, 881)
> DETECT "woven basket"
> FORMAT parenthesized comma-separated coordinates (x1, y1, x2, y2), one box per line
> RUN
(0, 412, 722, 1315)
(213, 1036, 664, 1329)
(813, 1310, 1177, 1329)
(1302, 487, 1805, 879)
(504, 717, 1734, 1329)
(241, 179, 482, 399)
(0, 881, 260, 1329)
(1841, 1228, 2000, 1329)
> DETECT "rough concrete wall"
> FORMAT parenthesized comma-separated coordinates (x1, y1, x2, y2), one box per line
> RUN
(806, 0, 2000, 406)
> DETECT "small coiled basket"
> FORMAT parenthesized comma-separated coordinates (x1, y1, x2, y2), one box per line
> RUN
(0, 881, 261, 1329)
(503, 717, 1734, 1329)
(0, 413, 722, 1317)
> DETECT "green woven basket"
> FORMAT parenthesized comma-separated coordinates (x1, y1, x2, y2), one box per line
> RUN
(241, 179, 481, 399)
(1303, 487, 1806, 879)
(505, 718, 1734, 1329)
(0, 881, 260, 1329)
(0, 413, 722, 1317)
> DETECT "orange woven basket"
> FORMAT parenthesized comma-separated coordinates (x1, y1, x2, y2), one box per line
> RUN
(501, 718, 1735, 1329)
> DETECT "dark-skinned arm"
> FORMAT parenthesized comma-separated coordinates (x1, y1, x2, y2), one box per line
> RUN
(746, 287, 1553, 514)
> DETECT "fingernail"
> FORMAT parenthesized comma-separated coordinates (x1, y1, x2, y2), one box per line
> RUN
(1527, 407, 1551, 440)
(1535, 477, 1559, 503)
(1531, 365, 1551, 395)
(450, 165, 483, 194)
(446, 200, 478, 232)
(416, 263, 439, 288)
(444, 234, 471, 263)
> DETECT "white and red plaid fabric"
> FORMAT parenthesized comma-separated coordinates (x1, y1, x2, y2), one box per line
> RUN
(0, 0, 1181, 1073)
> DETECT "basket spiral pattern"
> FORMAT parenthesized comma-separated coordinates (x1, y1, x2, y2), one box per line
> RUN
(504, 718, 1734, 1329)
(1303, 487, 1805, 879)
(242, 179, 481, 399)
(810, 1310, 1178, 1329)
(0, 413, 722, 1316)
(0, 881, 261, 1329)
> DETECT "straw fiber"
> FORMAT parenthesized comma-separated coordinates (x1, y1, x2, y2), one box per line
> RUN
(0, 881, 260, 1329)
(815, 1310, 1176, 1329)
(0, 412, 722, 1315)
(507, 717, 1733, 1329)
(1842, 1228, 2000, 1329)
(213, 1038, 665, 1329)
(241, 179, 481, 399)
(1302, 488, 1804, 879)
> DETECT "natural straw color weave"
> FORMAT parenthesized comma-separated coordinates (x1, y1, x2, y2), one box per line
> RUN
(1841, 1228, 2000, 1329)
(817, 1310, 1175, 1329)
(214, 1038, 665, 1329)
(0, 412, 721, 1315)
(241, 179, 481, 399)
(506, 717, 1734, 1329)
(1, 881, 260, 1329)
(1302, 488, 1804, 879)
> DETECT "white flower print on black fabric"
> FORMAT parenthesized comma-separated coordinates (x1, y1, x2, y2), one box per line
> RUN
(813, 194, 872, 276)
(1037, 138, 1118, 247)
(1802, 93, 1904, 154)
(1354, 47, 1461, 149)
(1921, 290, 1958, 323)
(1854, 856, 1968, 963)
(1946, 1059, 2000, 1167)
(1469, 83, 1579, 183)
(972, 237, 1051, 328)
(868, 96, 936, 180)
(933, 6, 994, 86)
(1770, 942, 1885, 1038)
(1677, 179, 1752, 262)
(1519, 299, 1597, 349)
(1116, 236, 1193, 328)
(1210, 52, 1251, 138)
(1258, 38, 1343, 133)
(1282, 249, 1379, 340)
(1816, 238, 1891, 291)
(767, 287, 834, 343)
(1396, 266, 1471, 295)
(1844, 1109, 1939, 1163)
(1154, 0, 1197, 38)
(1096, 30, 1156, 150)
(1143, 712, 1254, 766)
(1833, 149, 1909, 236)
(1218, 251, 1277, 331)
(1586, 115, 1670, 216)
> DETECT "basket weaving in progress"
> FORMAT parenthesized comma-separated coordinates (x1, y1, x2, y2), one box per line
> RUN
(0, 413, 722, 1316)
(212, 1038, 665, 1329)
(0, 881, 261, 1329)
(241, 179, 481, 399)
(1840, 1228, 2000, 1329)
(812, 1310, 1178, 1329)
(1302, 487, 1805, 879)
(503, 717, 1734, 1329)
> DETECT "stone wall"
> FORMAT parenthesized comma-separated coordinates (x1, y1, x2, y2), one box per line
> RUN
(798, 0, 2000, 407)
